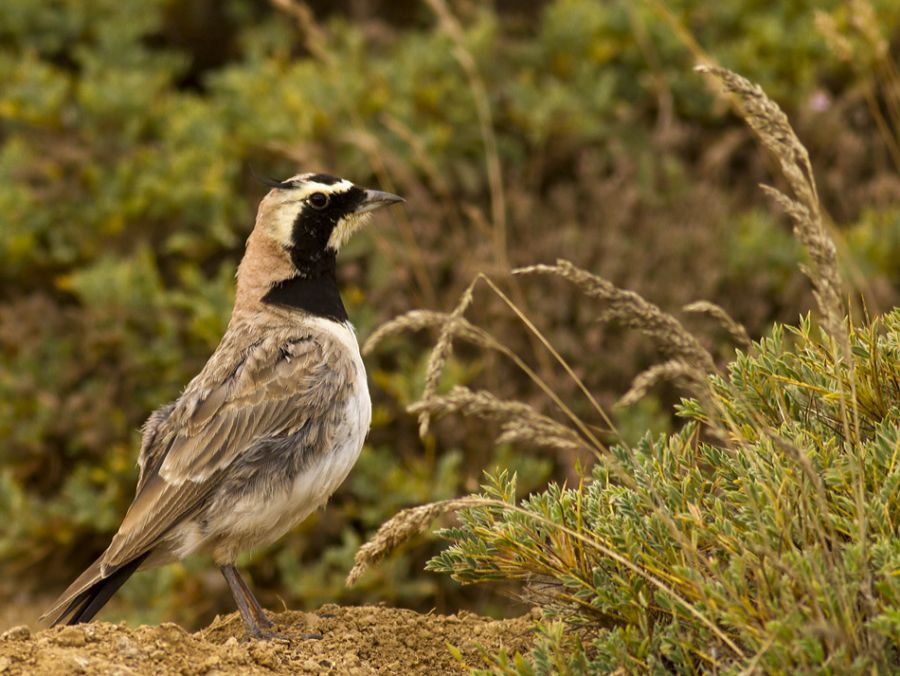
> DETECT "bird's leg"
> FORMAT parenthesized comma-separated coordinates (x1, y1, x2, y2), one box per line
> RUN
(220, 565, 278, 640)
(229, 565, 273, 628)
(220, 565, 322, 641)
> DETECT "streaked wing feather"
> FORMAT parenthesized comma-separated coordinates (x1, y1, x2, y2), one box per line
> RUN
(135, 403, 176, 495)
(103, 334, 348, 569)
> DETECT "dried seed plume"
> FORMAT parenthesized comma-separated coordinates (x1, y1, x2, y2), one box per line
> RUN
(684, 300, 752, 349)
(363, 309, 486, 356)
(696, 65, 846, 344)
(516, 260, 716, 376)
(346, 497, 487, 587)
(410, 386, 591, 455)
(618, 359, 709, 408)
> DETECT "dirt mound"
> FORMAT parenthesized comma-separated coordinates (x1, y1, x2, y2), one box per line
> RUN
(0, 604, 535, 675)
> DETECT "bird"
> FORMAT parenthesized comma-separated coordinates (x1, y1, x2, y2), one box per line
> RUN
(41, 172, 404, 640)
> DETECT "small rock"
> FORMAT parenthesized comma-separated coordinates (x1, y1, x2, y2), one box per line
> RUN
(0, 656, 11, 673)
(249, 643, 281, 669)
(55, 626, 87, 647)
(160, 622, 186, 635)
(115, 635, 142, 658)
(65, 654, 90, 674)
(1, 626, 30, 641)
(201, 655, 221, 670)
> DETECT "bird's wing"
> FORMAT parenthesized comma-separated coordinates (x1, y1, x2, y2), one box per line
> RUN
(100, 330, 355, 571)
(133, 401, 176, 497)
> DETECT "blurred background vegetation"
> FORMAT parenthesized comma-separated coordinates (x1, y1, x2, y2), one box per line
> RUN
(0, 0, 898, 630)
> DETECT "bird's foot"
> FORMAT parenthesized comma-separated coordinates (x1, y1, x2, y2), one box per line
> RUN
(243, 627, 290, 643)
(256, 610, 274, 629)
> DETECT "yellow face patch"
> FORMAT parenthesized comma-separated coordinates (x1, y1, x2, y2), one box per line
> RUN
(326, 211, 371, 252)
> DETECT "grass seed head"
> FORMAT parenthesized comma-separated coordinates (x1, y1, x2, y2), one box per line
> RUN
(684, 301, 752, 349)
(410, 386, 591, 455)
(697, 65, 847, 345)
(517, 260, 716, 377)
(346, 497, 486, 587)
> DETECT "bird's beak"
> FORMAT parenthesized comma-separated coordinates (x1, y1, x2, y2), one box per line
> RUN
(355, 189, 405, 214)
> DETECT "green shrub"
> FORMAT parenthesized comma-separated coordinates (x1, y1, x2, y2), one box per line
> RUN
(353, 67, 900, 672)
(427, 304, 900, 671)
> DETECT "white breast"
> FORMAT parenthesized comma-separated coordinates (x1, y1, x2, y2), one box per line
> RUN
(282, 318, 372, 512)
(266, 319, 372, 540)
(307, 317, 372, 447)
(243, 319, 370, 533)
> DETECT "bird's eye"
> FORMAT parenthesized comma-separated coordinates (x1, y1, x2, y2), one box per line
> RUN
(308, 192, 329, 209)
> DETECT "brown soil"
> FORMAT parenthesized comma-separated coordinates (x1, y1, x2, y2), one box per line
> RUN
(0, 605, 535, 675)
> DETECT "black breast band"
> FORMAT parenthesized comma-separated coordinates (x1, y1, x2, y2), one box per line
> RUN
(262, 274, 348, 322)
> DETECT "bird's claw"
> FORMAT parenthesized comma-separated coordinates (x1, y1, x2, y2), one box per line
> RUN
(243, 628, 291, 643)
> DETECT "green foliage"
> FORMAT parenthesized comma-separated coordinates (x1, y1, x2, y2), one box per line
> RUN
(1, 0, 899, 631)
(430, 311, 900, 672)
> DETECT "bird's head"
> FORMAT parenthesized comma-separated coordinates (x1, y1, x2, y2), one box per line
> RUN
(235, 172, 403, 318)
(257, 172, 403, 273)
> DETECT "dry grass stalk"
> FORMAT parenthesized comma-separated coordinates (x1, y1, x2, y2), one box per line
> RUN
(696, 69, 868, 581)
(617, 359, 709, 408)
(696, 65, 817, 199)
(410, 386, 591, 455)
(516, 260, 716, 376)
(761, 181, 846, 343)
(814, 11, 854, 62)
(364, 299, 611, 458)
(362, 310, 486, 356)
(695, 65, 846, 344)
(269, 0, 327, 60)
(346, 497, 487, 586)
(424, 0, 508, 269)
(418, 279, 478, 437)
(473, 273, 619, 437)
(684, 300, 752, 349)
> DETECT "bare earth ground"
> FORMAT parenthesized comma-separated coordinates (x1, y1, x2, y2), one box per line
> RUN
(0, 605, 536, 675)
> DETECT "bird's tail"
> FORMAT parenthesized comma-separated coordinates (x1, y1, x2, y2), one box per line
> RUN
(41, 551, 150, 626)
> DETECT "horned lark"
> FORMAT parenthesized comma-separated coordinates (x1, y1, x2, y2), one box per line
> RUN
(42, 173, 403, 639)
